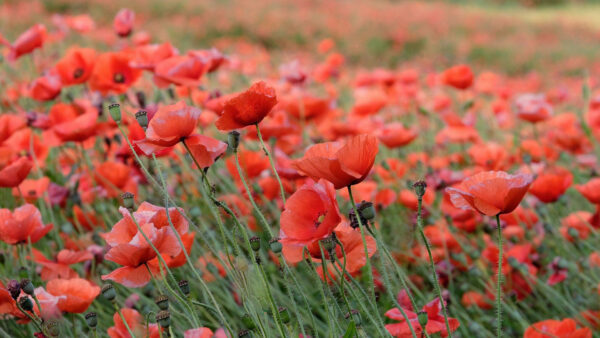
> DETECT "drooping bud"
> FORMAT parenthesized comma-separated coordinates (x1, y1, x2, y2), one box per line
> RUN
(178, 280, 190, 296)
(121, 192, 135, 211)
(249, 236, 261, 252)
(228, 131, 240, 152)
(417, 311, 428, 327)
(85, 312, 98, 328)
(108, 103, 122, 123)
(269, 238, 283, 253)
(155, 294, 169, 310)
(101, 284, 116, 302)
(412, 180, 427, 199)
(20, 279, 34, 295)
(135, 110, 148, 131)
(18, 296, 33, 312)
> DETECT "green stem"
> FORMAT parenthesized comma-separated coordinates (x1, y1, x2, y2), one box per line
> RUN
(115, 304, 136, 338)
(256, 124, 286, 204)
(495, 214, 503, 338)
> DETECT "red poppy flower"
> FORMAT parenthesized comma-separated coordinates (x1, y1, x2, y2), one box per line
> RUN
(279, 179, 341, 245)
(108, 308, 160, 338)
(524, 318, 591, 338)
(8, 24, 46, 61)
(130, 42, 178, 70)
(468, 142, 509, 171)
(292, 134, 378, 189)
(101, 202, 187, 287)
(185, 135, 228, 169)
(560, 211, 593, 241)
(529, 167, 572, 203)
(385, 291, 460, 337)
(184, 327, 227, 338)
(215, 81, 277, 130)
(13, 177, 50, 203)
(0, 114, 26, 144)
(516, 94, 553, 123)
(442, 64, 473, 90)
(378, 123, 418, 148)
(0, 204, 52, 245)
(446, 171, 533, 216)
(0, 156, 32, 188)
(153, 55, 207, 88)
(89, 52, 142, 95)
(32, 248, 93, 280)
(136, 101, 201, 155)
(53, 111, 98, 143)
(55, 47, 96, 86)
(29, 72, 62, 101)
(114, 8, 135, 37)
(46, 278, 100, 313)
(576, 178, 600, 204)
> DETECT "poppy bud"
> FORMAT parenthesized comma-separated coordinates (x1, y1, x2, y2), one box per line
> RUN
(155, 294, 169, 310)
(344, 309, 361, 326)
(269, 238, 283, 253)
(101, 284, 116, 302)
(412, 180, 427, 199)
(135, 110, 148, 130)
(121, 192, 135, 211)
(20, 279, 34, 295)
(44, 321, 60, 337)
(156, 310, 171, 328)
(228, 131, 240, 152)
(85, 312, 98, 328)
(417, 311, 428, 327)
(278, 307, 290, 324)
(7, 280, 21, 300)
(238, 330, 252, 338)
(18, 296, 33, 311)
(249, 236, 261, 252)
(242, 313, 256, 330)
(108, 103, 121, 123)
(357, 201, 375, 221)
(178, 280, 190, 296)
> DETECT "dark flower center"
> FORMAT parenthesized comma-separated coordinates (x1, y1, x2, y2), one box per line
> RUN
(73, 68, 84, 79)
(114, 73, 125, 83)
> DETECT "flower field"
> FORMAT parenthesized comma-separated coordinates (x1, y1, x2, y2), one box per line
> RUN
(1, 0, 600, 337)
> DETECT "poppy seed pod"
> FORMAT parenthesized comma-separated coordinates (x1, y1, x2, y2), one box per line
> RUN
(85, 312, 98, 328)
(120, 192, 135, 211)
(101, 283, 116, 302)
(417, 311, 428, 327)
(178, 280, 190, 296)
(156, 310, 171, 328)
(20, 279, 34, 295)
(18, 296, 33, 312)
(249, 236, 261, 252)
(413, 180, 427, 199)
(320, 236, 336, 253)
(278, 307, 291, 324)
(155, 294, 169, 310)
(228, 131, 240, 152)
(135, 110, 148, 130)
(242, 313, 256, 330)
(357, 201, 375, 221)
(108, 103, 121, 123)
(269, 238, 283, 253)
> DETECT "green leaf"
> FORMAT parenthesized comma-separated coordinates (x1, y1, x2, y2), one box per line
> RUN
(343, 321, 357, 338)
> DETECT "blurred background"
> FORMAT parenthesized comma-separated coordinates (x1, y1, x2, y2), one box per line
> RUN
(3, 0, 600, 76)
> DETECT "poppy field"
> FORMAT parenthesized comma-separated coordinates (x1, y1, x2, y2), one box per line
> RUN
(2, 0, 600, 337)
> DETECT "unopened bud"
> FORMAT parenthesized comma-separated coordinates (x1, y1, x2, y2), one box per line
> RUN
(357, 201, 375, 221)
(101, 284, 116, 302)
(178, 280, 190, 296)
(108, 103, 122, 123)
(413, 180, 427, 199)
(417, 311, 428, 327)
(18, 296, 33, 312)
(20, 279, 34, 295)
